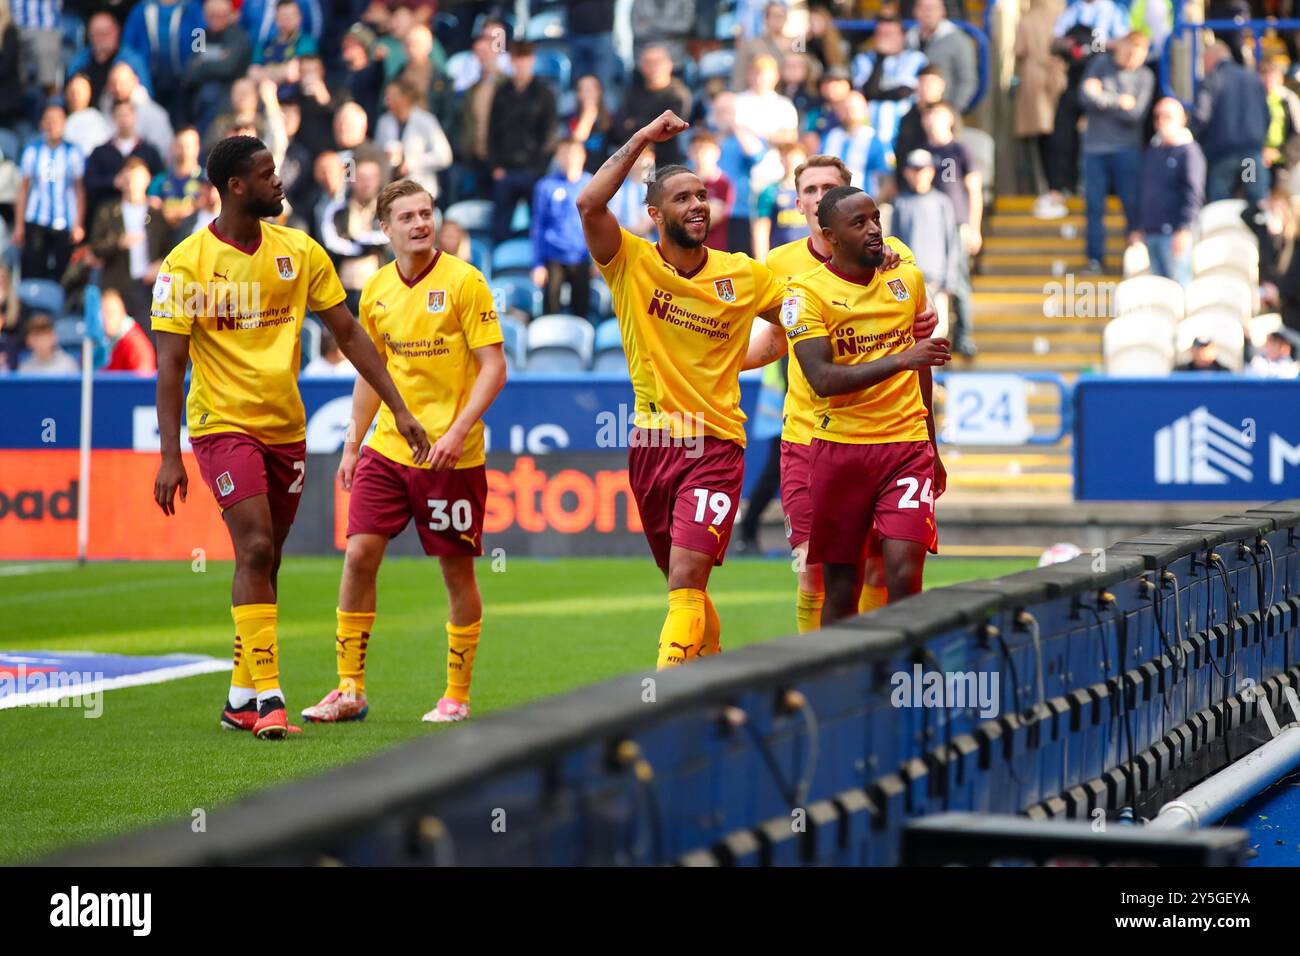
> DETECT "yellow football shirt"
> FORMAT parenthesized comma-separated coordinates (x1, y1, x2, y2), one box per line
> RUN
(360, 251, 503, 469)
(784, 261, 930, 445)
(150, 220, 347, 444)
(766, 235, 915, 445)
(596, 228, 785, 447)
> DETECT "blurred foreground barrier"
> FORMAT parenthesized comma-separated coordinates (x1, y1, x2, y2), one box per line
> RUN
(47, 503, 1300, 866)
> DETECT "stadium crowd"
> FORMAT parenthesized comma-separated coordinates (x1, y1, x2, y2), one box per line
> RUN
(0, 0, 1297, 377)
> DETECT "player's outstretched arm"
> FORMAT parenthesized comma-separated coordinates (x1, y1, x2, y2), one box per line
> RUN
(794, 336, 951, 398)
(742, 320, 788, 370)
(153, 331, 189, 516)
(576, 110, 689, 265)
(317, 302, 433, 465)
(429, 343, 507, 471)
(338, 375, 383, 492)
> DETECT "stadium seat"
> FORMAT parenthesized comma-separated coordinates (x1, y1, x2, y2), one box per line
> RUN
(467, 238, 491, 280)
(591, 316, 625, 371)
(1186, 274, 1253, 324)
(534, 49, 571, 89)
(1103, 314, 1174, 375)
(587, 277, 613, 321)
(1114, 275, 1184, 325)
(499, 313, 527, 371)
(1192, 233, 1259, 285)
(491, 275, 541, 317)
(525, 8, 566, 40)
(300, 317, 322, 364)
(54, 316, 83, 349)
(1196, 198, 1249, 239)
(509, 200, 531, 236)
(445, 198, 493, 235)
(525, 314, 594, 372)
(1122, 241, 1150, 278)
(18, 278, 65, 316)
(697, 49, 736, 82)
(491, 237, 534, 276)
(0, 128, 18, 163)
(1176, 309, 1246, 370)
(1249, 312, 1283, 350)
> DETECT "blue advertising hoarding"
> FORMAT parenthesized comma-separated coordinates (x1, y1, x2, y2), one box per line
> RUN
(1075, 375, 1300, 500)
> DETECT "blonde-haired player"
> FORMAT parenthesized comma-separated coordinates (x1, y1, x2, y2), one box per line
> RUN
(302, 178, 506, 724)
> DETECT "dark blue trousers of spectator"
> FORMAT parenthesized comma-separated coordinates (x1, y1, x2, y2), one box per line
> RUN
(1207, 151, 1268, 205)
(568, 33, 621, 105)
(492, 169, 539, 244)
(1084, 149, 1139, 265)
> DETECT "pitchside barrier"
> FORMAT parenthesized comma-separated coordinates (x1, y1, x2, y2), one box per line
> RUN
(46, 503, 1300, 866)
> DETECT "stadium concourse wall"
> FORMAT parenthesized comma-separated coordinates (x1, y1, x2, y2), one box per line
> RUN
(48, 504, 1300, 866)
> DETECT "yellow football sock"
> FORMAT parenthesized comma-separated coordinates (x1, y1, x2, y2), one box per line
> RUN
(336, 608, 374, 695)
(795, 589, 825, 633)
(444, 620, 481, 703)
(858, 584, 888, 614)
(230, 632, 253, 691)
(699, 593, 722, 656)
(656, 588, 705, 669)
(232, 604, 280, 695)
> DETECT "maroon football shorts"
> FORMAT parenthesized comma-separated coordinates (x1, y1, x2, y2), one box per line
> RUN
(190, 432, 306, 526)
(779, 439, 814, 548)
(347, 446, 487, 557)
(807, 438, 939, 566)
(628, 429, 745, 573)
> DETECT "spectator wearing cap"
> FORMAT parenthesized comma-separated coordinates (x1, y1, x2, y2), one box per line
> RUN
(122, 0, 205, 119)
(617, 45, 693, 168)
(63, 73, 113, 158)
(91, 156, 171, 322)
(148, 126, 204, 241)
(892, 148, 962, 313)
(14, 101, 85, 282)
(183, 0, 252, 131)
(1080, 31, 1153, 273)
(689, 132, 735, 252)
(820, 92, 890, 194)
(13, 0, 62, 96)
(1133, 97, 1204, 287)
(630, 0, 696, 65)
(66, 10, 154, 106)
(531, 139, 593, 317)
(16, 314, 78, 376)
(853, 15, 928, 162)
(733, 2, 793, 90)
(1176, 337, 1233, 372)
(85, 98, 165, 232)
(102, 62, 174, 158)
(99, 287, 156, 375)
(920, 100, 980, 356)
(338, 23, 386, 123)
(376, 78, 453, 200)
(1248, 329, 1300, 377)
(892, 65, 946, 169)
(249, 0, 318, 85)
(906, 0, 977, 113)
(563, 0, 619, 104)
(1193, 40, 1272, 204)
(488, 40, 558, 244)
(736, 54, 800, 147)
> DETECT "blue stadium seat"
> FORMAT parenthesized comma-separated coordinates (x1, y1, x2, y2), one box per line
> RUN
(525, 8, 566, 40)
(445, 199, 493, 234)
(588, 277, 613, 320)
(509, 200, 530, 236)
(19, 278, 65, 316)
(591, 317, 626, 372)
(54, 316, 83, 349)
(525, 314, 594, 372)
(498, 313, 527, 371)
(491, 275, 541, 318)
(467, 238, 491, 280)
(534, 49, 571, 90)
(697, 49, 735, 82)
(0, 128, 19, 163)
(491, 238, 533, 275)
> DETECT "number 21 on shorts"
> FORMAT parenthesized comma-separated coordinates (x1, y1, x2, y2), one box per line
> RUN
(896, 476, 933, 510)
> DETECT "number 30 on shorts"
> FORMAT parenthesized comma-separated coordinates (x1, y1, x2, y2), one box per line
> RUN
(691, 488, 732, 524)
(896, 477, 933, 509)
(428, 498, 473, 531)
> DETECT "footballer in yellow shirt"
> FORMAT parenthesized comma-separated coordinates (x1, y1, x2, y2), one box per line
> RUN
(751, 154, 929, 634)
(150, 135, 430, 739)
(301, 179, 506, 727)
(578, 111, 789, 670)
(785, 185, 951, 626)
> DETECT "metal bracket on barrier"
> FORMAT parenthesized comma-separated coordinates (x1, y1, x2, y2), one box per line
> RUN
(1285, 686, 1300, 726)
(1250, 685, 1284, 739)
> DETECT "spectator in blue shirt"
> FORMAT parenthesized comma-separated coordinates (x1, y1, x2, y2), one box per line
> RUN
(821, 92, 890, 194)
(711, 90, 769, 256)
(239, 0, 321, 52)
(122, 0, 205, 119)
(532, 139, 594, 318)
(14, 101, 86, 282)
(66, 10, 153, 106)
(249, 0, 319, 85)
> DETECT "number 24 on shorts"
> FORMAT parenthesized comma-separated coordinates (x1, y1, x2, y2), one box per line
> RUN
(896, 477, 933, 509)
(691, 488, 732, 524)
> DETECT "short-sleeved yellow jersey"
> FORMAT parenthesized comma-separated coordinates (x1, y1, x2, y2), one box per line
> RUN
(596, 228, 785, 447)
(359, 251, 503, 469)
(784, 260, 929, 445)
(766, 235, 915, 445)
(150, 220, 347, 444)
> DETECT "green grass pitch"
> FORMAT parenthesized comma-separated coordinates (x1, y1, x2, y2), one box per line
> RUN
(0, 555, 1033, 863)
